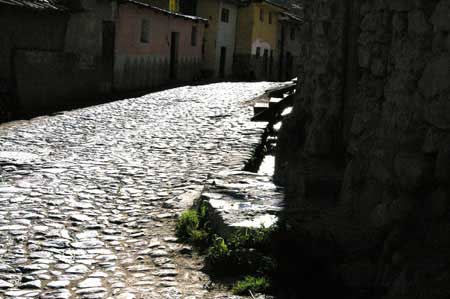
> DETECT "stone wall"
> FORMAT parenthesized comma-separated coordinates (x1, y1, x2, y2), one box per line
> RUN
(275, 0, 450, 297)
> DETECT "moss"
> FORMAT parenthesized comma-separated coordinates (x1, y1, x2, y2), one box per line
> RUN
(232, 276, 271, 296)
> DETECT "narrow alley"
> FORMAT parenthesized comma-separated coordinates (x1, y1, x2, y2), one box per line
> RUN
(0, 82, 279, 299)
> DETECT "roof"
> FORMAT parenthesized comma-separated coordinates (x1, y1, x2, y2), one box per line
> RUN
(239, 0, 287, 10)
(279, 11, 303, 23)
(124, 0, 208, 23)
(0, 0, 70, 11)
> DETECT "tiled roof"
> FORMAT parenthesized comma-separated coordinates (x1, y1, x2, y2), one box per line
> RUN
(125, 0, 208, 23)
(0, 0, 70, 11)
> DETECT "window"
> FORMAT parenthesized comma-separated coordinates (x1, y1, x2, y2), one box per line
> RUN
(256, 47, 261, 58)
(269, 12, 272, 24)
(169, 0, 179, 12)
(259, 8, 264, 22)
(290, 27, 295, 41)
(140, 19, 149, 43)
(221, 8, 230, 23)
(191, 26, 197, 46)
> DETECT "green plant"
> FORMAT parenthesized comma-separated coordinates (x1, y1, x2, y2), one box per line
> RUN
(205, 228, 276, 277)
(232, 276, 271, 296)
(175, 204, 211, 247)
(176, 209, 200, 241)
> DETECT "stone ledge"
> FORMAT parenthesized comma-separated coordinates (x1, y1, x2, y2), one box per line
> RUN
(198, 170, 284, 238)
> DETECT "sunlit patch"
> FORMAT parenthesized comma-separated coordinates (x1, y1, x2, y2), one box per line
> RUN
(281, 107, 293, 116)
(273, 121, 282, 132)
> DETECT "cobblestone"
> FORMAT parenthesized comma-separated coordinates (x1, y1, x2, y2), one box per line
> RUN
(0, 82, 278, 298)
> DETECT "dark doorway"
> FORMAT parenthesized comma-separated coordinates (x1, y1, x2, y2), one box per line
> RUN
(102, 21, 115, 92)
(285, 51, 293, 80)
(219, 46, 227, 78)
(170, 32, 179, 80)
(278, 26, 285, 81)
(263, 49, 269, 78)
(269, 49, 273, 80)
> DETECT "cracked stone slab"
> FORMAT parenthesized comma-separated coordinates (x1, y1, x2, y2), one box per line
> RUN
(200, 170, 284, 238)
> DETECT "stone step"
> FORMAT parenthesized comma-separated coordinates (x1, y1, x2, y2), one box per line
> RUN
(253, 102, 269, 115)
(198, 170, 284, 238)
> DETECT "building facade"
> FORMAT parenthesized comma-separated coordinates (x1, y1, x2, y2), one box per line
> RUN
(196, 0, 238, 78)
(0, 0, 115, 113)
(113, 1, 207, 91)
(234, 0, 285, 81)
(277, 11, 302, 81)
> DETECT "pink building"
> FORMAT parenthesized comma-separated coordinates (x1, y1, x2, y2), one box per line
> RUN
(114, 0, 207, 91)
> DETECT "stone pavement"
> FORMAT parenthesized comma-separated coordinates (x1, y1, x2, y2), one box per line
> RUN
(0, 82, 279, 299)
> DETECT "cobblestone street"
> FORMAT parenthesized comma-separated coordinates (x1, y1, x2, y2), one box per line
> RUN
(0, 82, 278, 299)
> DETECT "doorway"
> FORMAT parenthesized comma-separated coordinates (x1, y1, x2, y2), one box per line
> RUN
(219, 46, 227, 78)
(263, 49, 269, 78)
(170, 32, 179, 80)
(285, 51, 293, 80)
(102, 21, 115, 92)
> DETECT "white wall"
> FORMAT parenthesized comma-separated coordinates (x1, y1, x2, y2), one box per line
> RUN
(214, 0, 237, 78)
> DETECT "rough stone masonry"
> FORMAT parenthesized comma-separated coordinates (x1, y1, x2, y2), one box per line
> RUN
(276, 0, 450, 298)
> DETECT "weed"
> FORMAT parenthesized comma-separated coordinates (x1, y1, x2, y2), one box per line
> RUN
(175, 203, 211, 247)
(176, 209, 200, 242)
(205, 228, 276, 277)
(232, 276, 271, 296)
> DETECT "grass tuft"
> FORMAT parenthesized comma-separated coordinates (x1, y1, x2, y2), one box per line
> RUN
(232, 276, 271, 296)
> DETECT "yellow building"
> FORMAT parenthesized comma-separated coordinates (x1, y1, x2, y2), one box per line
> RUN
(234, 0, 285, 80)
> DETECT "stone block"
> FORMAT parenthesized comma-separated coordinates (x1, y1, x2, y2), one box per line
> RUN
(408, 10, 431, 36)
(419, 55, 450, 99)
(431, 0, 450, 31)
(425, 96, 450, 129)
(388, 0, 415, 11)
(339, 260, 376, 288)
(372, 201, 392, 229)
(392, 13, 408, 35)
(371, 58, 386, 76)
(199, 171, 284, 238)
(429, 188, 448, 218)
(394, 153, 433, 191)
(435, 149, 450, 184)
(361, 12, 383, 31)
(422, 129, 449, 153)
(358, 47, 371, 68)
(389, 194, 414, 223)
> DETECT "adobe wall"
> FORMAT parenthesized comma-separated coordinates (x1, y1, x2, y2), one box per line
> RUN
(114, 3, 204, 91)
(275, 0, 450, 297)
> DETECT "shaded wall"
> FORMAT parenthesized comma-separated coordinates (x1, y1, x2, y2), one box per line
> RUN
(275, 0, 450, 297)
(114, 3, 204, 91)
(278, 20, 302, 81)
(197, 0, 221, 77)
(0, 6, 68, 113)
(1, 1, 115, 114)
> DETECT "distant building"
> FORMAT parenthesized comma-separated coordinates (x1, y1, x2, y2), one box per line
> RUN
(113, 0, 207, 91)
(234, 0, 285, 81)
(278, 11, 303, 81)
(0, 0, 115, 113)
(196, 0, 239, 78)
